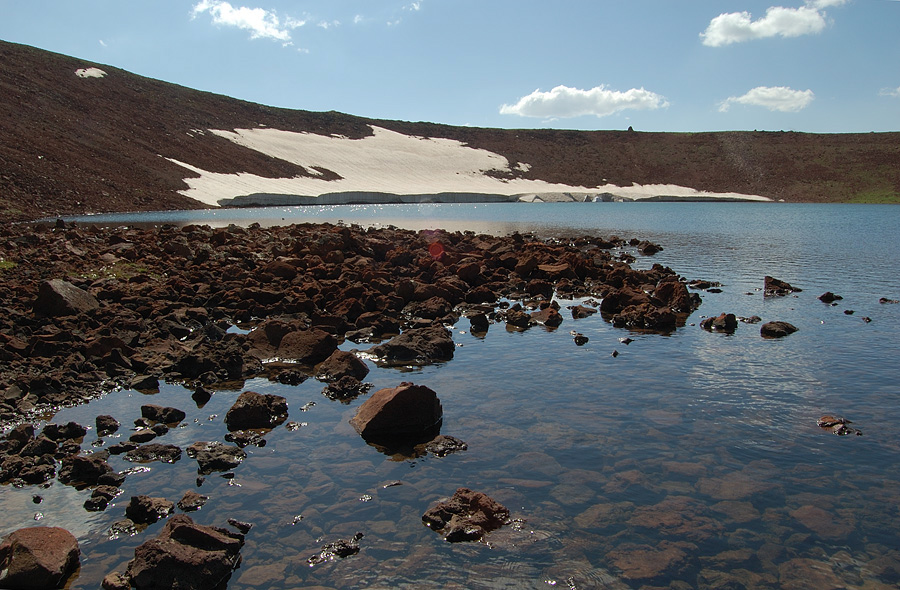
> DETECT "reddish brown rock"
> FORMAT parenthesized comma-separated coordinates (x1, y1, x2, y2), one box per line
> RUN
(350, 382, 443, 440)
(764, 275, 802, 296)
(124, 514, 244, 590)
(315, 350, 370, 382)
(760, 321, 798, 338)
(276, 328, 338, 364)
(33, 279, 100, 317)
(126, 495, 175, 525)
(224, 391, 288, 431)
(0, 526, 80, 589)
(700, 313, 738, 332)
(422, 487, 510, 542)
(366, 325, 454, 366)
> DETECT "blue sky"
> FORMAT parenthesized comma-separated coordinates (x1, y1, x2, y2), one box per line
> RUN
(1, 0, 898, 132)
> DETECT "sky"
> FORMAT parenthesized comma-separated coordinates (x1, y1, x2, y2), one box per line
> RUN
(1, 0, 898, 133)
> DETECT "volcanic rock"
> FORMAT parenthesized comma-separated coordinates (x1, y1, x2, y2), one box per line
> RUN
(0, 526, 80, 589)
(315, 350, 369, 382)
(58, 454, 124, 488)
(321, 376, 372, 403)
(224, 391, 288, 431)
(84, 485, 122, 512)
(123, 443, 183, 464)
(124, 514, 244, 590)
(125, 495, 175, 525)
(700, 313, 738, 333)
(177, 491, 209, 512)
(417, 434, 468, 458)
(96, 415, 120, 436)
(186, 441, 247, 474)
(422, 487, 510, 542)
(764, 275, 801, 296)
(760, 321, 799, 338)
(366, 325, 454, 366)
(141, 404, 186, 425)
(276, 328, 338, 364)
(349, 382, 443, 442)
(307, 532, 363, 566)
(819, 292, 843, 303)
(33, 279, 100, 317)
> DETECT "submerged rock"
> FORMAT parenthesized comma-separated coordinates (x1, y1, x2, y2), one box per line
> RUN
(141, 404, 186, 425)
(422, 487, 510, 542)
(186, 441, 247, 474)
(0, 526, 80, 589)
(307, 532, 363, 566)
(321, 376, 372, 403)
(123, 443, 182, 464)
(817, 415, 862, 436)
(125, 495, 174, 525)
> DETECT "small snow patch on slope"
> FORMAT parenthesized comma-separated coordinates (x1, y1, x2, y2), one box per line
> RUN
(75, 67, 107, 79)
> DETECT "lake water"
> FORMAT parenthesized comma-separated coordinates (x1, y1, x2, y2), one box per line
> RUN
(11, 202, 900, 589)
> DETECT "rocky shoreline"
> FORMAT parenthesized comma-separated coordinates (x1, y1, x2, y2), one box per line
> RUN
(0, 219, 707, 587)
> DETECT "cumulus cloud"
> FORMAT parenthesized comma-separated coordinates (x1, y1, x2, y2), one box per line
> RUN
(719, 86, 815, 112)
(500, 85, 669, 119)
(880, 86, 900, 98)
(191, 1, 305, 42)
(700, 0, 847, 47)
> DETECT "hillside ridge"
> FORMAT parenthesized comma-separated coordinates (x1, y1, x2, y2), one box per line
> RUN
(2, 40, 899, 223)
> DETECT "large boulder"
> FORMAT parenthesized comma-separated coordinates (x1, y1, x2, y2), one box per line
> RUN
(276, 329, 338, 364)
(422, 488, 510, 542)
(125, 495, 175, 525)
(58, 454, 124, 488)
(349, 382, 443, 441)
(124, 514, 244, 590)
(0, 527, 80, 589)
(366, 326, 454, 366)
(33, 279, 99, 317)
(224, 391, 288, 431)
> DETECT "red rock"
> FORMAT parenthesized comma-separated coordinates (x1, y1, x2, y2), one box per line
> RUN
(422, 487, 509, 542)
(0, 526, 80, 589)
(224, 391, 288, 431)
(350, 382, 442, 439)
(276, 328, 337, 364)
(33, 279, 100, 317)
(315, 350, 369, 382)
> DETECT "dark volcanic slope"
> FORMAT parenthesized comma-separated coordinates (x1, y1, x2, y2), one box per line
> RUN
(2, 40, 899, 223)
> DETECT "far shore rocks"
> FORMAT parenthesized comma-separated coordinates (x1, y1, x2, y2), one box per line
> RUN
(0, 526, 81, 589)
(422, 487, 510, 542)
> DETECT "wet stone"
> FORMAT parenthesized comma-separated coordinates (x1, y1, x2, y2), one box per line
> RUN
(321, 376, 372, 403)
(422, 487, 510, 542)
(186, 441, 247, 474)
(307, 532, 364, 566)
(125, 495, 174, 525)
(123, 443, 182, 464)
(177, 490, 209, 512)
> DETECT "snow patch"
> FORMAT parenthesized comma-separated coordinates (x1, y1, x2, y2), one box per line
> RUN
(75, 67, 107, 79)
(167, 125, 769, 206)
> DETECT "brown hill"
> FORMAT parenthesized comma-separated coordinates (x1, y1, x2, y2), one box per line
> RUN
(1, 40, 899, 223)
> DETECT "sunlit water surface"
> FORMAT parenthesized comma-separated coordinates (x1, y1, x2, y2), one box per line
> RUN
(9, 202, 900, 589)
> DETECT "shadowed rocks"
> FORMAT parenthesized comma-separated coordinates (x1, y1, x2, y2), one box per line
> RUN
(0, 527, 80, 589)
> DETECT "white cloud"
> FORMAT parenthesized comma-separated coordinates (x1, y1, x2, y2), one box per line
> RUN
(317, 20, 340, 30)
(719, 86, 815, 112)
(191, 1, 305, 42)
(500, 85, 669, 119)
(98, 39, 107, 47)
(880, 86, 900, 98)
(701, 0, 848, 47)
(406, 2, 422, 10)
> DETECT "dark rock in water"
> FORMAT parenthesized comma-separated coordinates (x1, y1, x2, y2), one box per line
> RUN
(322, 376, 372, 403)
(124, 514, 244, 590)
(817, 415, 862, 436)
(102, 572, 131, 590)
(350, 382, 443, 441)
(107, 442, 139, 455)
(0, 526, 80, 589)
(224, 430, 267, 448)
(84, 485, 122, 512)
(366, 325, 454, 366)
(34, 279, 100, 317)
(700, 313, 738, 333)
(226, 519, 252, 534)
(879, 297, 899, 304)
(653, 279, 696, 314)
(192, 387, 213, 406)
(417, 434, 468, 458)
(123, 443, 182, 464)
(422, 487, 510, 542)
(504, 307, 534, 329)
(468, 312, 490, 333)
(224, 391, 288, 431)
(819, 292, 843, 303)
(41, 421, 87, 441)
(186, 442, 246, 474)
(764, 275, 802, 296)
(530, 306, 563, 327)
(569, 304, 597, 319)
(273, 368, 306, 385)
(307, 532, 363, 566)
(572, 332, 589, 346)
(59, 454, 123, 488)
(129, 429, 157, 444)
(760, 321, 799, 338)
(141, 404, 186, 425)
(96, 415, 120, 436)
(738, 315, 762, 324)
(177, 490, 209, 512)
(844, 309, 855, 315)
(637, 240, 663, 255)
(19, 435, 58, 457)
(125, 495, 174, 525)
(315, 350, 369, 382)
(612, 303, 677, 331)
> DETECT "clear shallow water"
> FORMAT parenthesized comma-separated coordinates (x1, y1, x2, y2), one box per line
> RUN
(11, 202, 900, 589)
